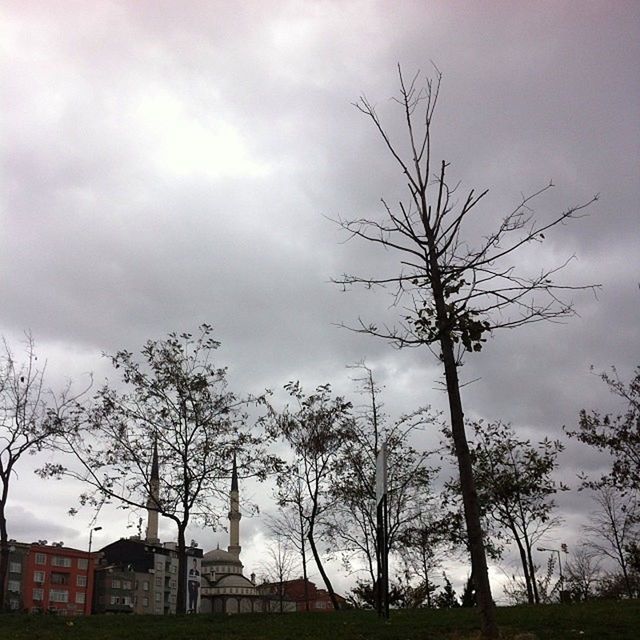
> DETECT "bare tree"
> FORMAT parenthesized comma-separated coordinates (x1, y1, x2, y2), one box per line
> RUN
(564, 545, 602, 601)
(265, 485, 311, 611)
(0, 334, 87, 610)
(258, 535, 300, 612)
(584, 485, 639, 598)
(334, 67, 597, 637)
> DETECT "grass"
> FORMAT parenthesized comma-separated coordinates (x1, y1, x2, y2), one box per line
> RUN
(0, 600, 638, 640)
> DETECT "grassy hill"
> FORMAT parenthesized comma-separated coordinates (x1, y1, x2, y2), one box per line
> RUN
(0, 600, 638, 640)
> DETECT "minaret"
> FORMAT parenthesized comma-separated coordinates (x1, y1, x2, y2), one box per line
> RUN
(227, 452, 241, 559)
(145, 438, 160, 545)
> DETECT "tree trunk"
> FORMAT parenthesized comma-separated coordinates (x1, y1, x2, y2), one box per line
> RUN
(425, 227, 498, 638)
(298, 503, 310, 611)
(512, 530, 534, 604)
(523, 537, 539, 604)
(176, 525, 187, 614)
(308, 529, 340, 610)
(0, 503, 9, 612)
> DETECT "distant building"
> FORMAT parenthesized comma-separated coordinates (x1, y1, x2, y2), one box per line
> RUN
(95, 537, 202, 614)
(92, 565, 136, 614)
(94, 442, 202, 614)
(3, 541, 30, 611)
(5, 542, 98, 615)
(256, 578, 347, 612)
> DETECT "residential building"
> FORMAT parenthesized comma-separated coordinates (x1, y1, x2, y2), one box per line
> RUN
(18, 542, 97, 615)
(257, 578, 347, 612)
(92, 565, 136, 614)
(3, 540, 29, 611)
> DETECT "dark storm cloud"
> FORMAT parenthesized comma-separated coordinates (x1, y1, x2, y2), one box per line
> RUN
(2, 0, 638, 594)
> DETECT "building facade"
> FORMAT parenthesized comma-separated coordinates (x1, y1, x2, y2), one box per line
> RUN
(95, 537, 202, 615)
(6, 542, 98, 615)
(256, 578, 346, 612)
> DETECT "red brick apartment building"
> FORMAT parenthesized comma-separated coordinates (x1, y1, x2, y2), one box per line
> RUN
(257, 578, 347, 612)
(5, 542, 98, 615)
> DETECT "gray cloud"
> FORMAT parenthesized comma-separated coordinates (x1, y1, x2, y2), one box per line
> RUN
(2, 0, 639, 597)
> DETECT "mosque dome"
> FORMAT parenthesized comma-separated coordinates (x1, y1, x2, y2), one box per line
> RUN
(202, 547, 242, 566)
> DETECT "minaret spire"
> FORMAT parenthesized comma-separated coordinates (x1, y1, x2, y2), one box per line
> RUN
(228, 451, 241, 559)
(145, 436, 160, 544)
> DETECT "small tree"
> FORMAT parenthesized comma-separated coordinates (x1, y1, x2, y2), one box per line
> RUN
(567, 366, 640, 492)
(584, 485, 639, 599)
(399, 509, 451, 608)
(434, 573, 459, 609)
(451, 421, 567, 604)
(0, 334, 85, 611)
(265, 493, 311, 611)
(334, 67, 597, 637)
(327, 363, 439, 587)
(565, 545, 602, 601)
(259, 535, 299, 613)
(270, 381, 354, 610)
(43, 325, 276, 613)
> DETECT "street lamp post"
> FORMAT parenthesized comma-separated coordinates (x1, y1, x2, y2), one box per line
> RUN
(85, 526, 102, 615)
(537, 546, 565, 602)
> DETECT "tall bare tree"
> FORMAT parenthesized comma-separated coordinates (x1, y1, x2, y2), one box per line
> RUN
(0, 334, 86, 610)
(334, 67, 598, 637)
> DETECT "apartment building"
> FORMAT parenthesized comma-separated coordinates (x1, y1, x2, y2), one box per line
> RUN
(6, 542, 98, 615)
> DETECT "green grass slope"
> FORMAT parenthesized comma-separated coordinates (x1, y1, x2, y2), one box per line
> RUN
(0, 601, 638, 640)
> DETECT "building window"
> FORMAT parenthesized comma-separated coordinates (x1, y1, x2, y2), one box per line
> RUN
(155, 592, 161, 603)
(75, 592, 85, 604)
(111, 579, 121, 589)
(52, 556, 71, 568)
(142, 581, 149, 591)
(8, 580, 21, 592)
(316, 601, 326, 609)
(122, 580, 132, 590)
(123, 596, 132, 606)
(77, 558, 88, 570)
(9, 561, 21, 573)
(51, 572, 69, 585)
(33, 588, 44, 601)
(33, 571, 45, 583)
(77, 575, 87, 587)
(35, 553, 46, 565)
(143, 597, 149, 608)
(9, 599, 19, 610)
(49, 589, 69, 603)
(155, 576, 162, 587)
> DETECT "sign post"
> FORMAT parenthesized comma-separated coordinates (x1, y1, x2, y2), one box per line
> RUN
(375, 443, 389, 619)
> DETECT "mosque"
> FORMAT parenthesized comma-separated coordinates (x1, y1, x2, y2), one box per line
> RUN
(199, 455, 264, 613)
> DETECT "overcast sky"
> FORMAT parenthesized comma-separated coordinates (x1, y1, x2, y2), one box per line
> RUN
(2, 1, 639, 600)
